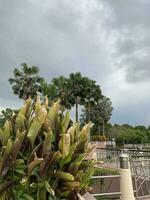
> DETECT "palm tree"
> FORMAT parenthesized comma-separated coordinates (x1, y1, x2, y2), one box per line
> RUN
(0, 108, 17, 127)
(67, 73, 103, 122)
(40, 81, 58, 101)
(52, 76, 72, 109)
(84, 80, 102, 122)
(67, 72, 89, 122)
(9, 63, 44, 100)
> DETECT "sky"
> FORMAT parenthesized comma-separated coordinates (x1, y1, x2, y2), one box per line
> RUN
(0, 0, 150, 126)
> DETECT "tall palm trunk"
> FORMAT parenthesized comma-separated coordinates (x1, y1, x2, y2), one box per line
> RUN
(88, 102, 91, 142)
(102, 120, 105, 136)
(98, 124, 101, 137)
(88, 101, 90, 122)
(75, 97, 78, 122)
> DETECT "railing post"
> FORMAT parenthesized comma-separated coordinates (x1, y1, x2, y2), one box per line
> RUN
(119, 153, 135, 200)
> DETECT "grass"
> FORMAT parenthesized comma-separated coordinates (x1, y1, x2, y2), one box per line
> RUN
(93, 167, 119, 176)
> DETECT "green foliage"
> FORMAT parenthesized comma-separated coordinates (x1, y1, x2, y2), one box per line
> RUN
(9, 65, 111, 128)
(40, 72, 103, 123)
(81, 97, 113, 136)
(0, 96, 95, 200)
(0, 108, 17, 128)
(52, 76, 71, 109)
(67, 72, 102, 122)
(91, 135, 107, 142)
(9, 63, 44, 100)
(40, 82, 58, 102)
(93, 167, 118, 176)
(106, 124, 150, 144)
(8, 64, 113, 142)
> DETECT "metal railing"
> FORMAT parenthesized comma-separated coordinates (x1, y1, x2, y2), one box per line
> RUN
(131, 159, 150, 199)
(91, 175, 121, 198)
(92, 148, 150, 199)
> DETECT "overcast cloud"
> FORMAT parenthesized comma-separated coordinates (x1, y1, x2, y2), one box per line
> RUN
(0, 0, 150, 125)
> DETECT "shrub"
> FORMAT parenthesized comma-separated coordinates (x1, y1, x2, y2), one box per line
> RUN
(91, 135, 107, 142)
(0, 96, 95, 200)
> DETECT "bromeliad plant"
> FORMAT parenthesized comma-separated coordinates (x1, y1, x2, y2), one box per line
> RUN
(0, 96, 95, 200)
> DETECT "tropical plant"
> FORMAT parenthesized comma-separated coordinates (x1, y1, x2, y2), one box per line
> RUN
(9, 63, 44, 100)
(0, 96, 95, 200)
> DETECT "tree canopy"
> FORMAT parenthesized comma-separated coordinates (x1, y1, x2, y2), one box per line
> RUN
(40, 72, 103, 122)
(9, 64, 113, 132)
(0, 108, 17, 127)
(9, 63, 44, 100)
(66, 72, 102, 122)
(81, 96, 113, 136)
(105, 124, 150, 144)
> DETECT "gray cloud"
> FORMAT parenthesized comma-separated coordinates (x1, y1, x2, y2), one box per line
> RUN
(1, 0, 150, 125)
(0, 0, 110, 106)
(102, 0, 150, 82)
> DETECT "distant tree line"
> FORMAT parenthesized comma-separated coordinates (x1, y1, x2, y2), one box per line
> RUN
(105, 123, 150, 144)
